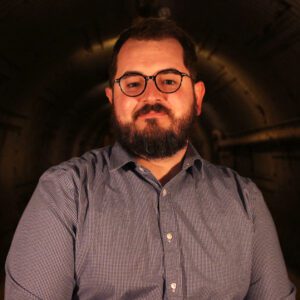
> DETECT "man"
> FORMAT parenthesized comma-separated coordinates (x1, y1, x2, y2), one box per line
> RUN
(5, 18, 295, 299)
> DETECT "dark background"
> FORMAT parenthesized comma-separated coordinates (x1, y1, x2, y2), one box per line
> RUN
(0, 0, 299, 298)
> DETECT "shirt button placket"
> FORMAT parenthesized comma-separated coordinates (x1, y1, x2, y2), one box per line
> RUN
(159, 187, 182, 298)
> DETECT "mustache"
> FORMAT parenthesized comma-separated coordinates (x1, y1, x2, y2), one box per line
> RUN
(133, 103, 171, 120)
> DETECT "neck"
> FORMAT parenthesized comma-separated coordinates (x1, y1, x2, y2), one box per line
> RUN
(136, 145, 188, 185)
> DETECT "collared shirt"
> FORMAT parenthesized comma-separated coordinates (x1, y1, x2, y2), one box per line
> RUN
(5, 142, 295, 300)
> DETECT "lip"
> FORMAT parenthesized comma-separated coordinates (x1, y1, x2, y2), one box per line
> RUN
(138, 111, 168, 119)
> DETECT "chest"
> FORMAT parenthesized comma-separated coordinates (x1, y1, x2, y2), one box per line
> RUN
(74, 175, 253, 299)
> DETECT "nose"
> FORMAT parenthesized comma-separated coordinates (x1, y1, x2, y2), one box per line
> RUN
(140, 77, 163, 102)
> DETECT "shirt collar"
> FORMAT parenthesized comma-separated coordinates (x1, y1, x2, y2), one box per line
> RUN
(182, 142, 203, 171)
(109, 141, 203, 172)
(109, 142, 136, 171)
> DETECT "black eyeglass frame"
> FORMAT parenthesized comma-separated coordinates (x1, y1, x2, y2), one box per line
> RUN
(114, 69, 193, 97)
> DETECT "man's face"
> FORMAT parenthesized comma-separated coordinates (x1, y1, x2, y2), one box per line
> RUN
(105, 38, 205, 158)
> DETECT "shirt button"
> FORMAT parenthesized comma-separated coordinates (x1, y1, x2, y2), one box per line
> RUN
(162, 189, 167, 197)
(170, 282, 176, 292)
(166, 232, 173, 242)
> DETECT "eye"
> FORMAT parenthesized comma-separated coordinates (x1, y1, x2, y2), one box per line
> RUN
(126, 81, 142, 89)
(157, 72, 181, 87)
(163, 79, 177, 85)
(121, 75, 144, 91)
(159, 76, 179, 87)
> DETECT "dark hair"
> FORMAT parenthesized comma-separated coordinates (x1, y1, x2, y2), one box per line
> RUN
(108, 18, 198, 86)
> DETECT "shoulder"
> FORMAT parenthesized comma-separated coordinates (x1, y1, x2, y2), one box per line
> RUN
(201, 158, 254, 188)
(39, 145, 112, 190)
(47, 145, 111, 174)
(27, 146, 113, 221)
(199, 158, 262, 219)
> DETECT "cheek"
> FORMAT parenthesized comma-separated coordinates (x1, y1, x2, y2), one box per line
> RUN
(113, 98, 136, 122)
(171, 92, 194, 118)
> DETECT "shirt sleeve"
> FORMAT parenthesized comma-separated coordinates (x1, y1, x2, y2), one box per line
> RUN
(5, 167, 78, 300)
(245, 182, 296, 299)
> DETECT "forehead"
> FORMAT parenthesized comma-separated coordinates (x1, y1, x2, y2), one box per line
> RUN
(116, 38, 187, 76)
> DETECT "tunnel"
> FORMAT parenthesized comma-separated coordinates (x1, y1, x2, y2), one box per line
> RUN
(0, 0, 299, 297)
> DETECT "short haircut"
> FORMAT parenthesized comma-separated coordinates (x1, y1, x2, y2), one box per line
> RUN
(108, 18, 198, 86)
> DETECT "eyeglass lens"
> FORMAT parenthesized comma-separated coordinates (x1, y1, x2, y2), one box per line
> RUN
(119, 72, 182, 97)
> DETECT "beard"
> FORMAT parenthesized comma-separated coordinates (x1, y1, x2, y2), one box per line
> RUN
(112, 100, 197, 159)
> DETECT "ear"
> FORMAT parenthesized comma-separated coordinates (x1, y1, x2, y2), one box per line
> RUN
(194, 81, 205, 116)
(105, 87, 113, 104)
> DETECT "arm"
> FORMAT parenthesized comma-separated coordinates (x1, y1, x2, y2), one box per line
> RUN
(5, 168, 77, 300)
(245, 183, 296, 299)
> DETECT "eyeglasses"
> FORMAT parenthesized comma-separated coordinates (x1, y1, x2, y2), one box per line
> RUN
(114, 69, 192, 97)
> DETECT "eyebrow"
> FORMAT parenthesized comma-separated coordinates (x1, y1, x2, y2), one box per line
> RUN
(121, 71, 144, 77)
(120, 68, 182, 78)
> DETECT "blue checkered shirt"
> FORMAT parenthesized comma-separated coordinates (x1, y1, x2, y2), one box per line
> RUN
(5, 142, 296, 299)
